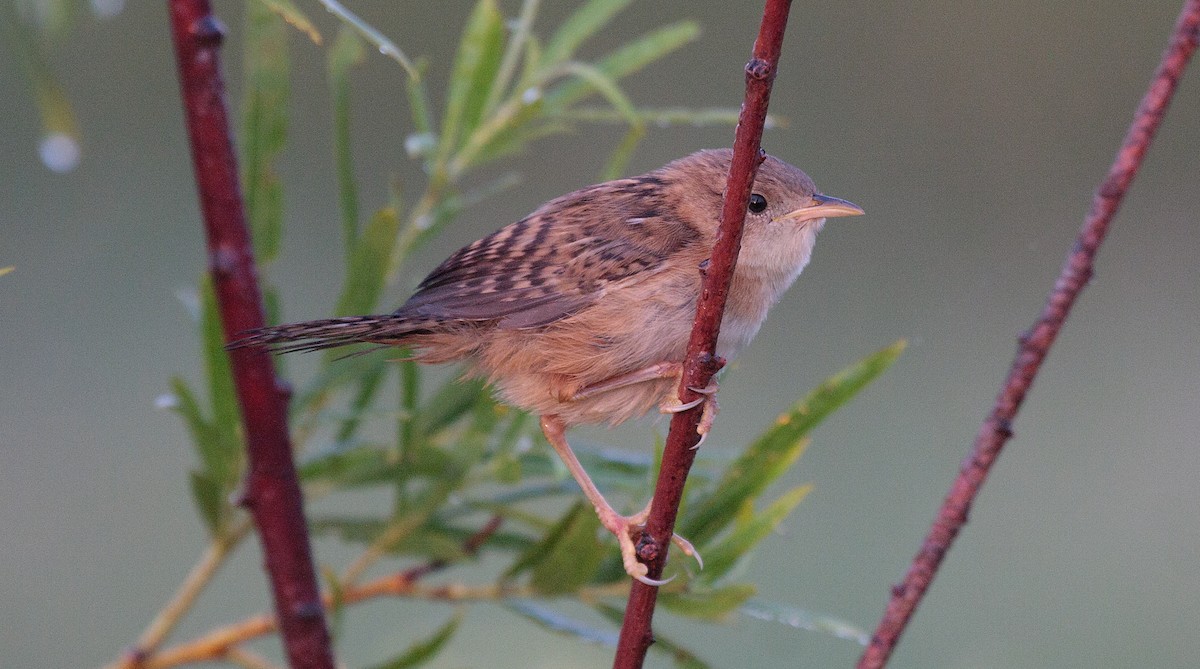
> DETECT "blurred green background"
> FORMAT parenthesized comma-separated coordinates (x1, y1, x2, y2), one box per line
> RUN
(2, 1, 1198, 667)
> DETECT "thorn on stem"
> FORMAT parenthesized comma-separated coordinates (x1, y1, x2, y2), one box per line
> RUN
(292, 600, 325, 620)
(191, 16, 225, 47)
(745, 57, 773, 80)
(210, 246, 239, 278)
(635, 532, 660, 564)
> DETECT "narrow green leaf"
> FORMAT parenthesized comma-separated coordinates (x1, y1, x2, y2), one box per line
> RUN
(241, 1, 290, 264)
(680, 437, 807, 549)
(368, 611, 462, 669)
(293, 347, 386, 413)
(698, 485, 811, 584)
(652, 633, 711, 669)
(2, 6, 82, 173)
(405, 59, 434, 138)
(545, 21, 700, 110)
(740, 600, 871, 646)
(189, 470, 226, 535)
(414, 376, 490, 438)
(554, 61, 638, 124)
(299, 444, 387, 485)
(542, 0, 633, 67)
(471, 119, 570, 166)
(438, 0, 505, 160)
(600, 123, 645, 180)
(170, 376, 219, 476)
(506, 601, 619, 647)
(309, 516, 385, 544)
(317, 0, 417, 78)
(327, 25, 366, 255)
(681, 341, 905, 545)
(529, 502, 604, 594)
(334, 361, 388, 444)
(199, 278, 241, 464)
(0, 266, 13, 277)
(504, 501, 601, 590)
(321, 564, 345, 643)
(659, 584, 757, 621)
(450, 96, 544, 175)
(257, 0, 322, 44)
(557, 106, 778, 128)
(480, 0, 540, 117)
(333, 207, 402, 317)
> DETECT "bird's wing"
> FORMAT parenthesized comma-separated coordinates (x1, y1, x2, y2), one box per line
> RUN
(399, 176, 700, 329)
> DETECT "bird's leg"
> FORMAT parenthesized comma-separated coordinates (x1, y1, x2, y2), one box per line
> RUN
(539, 415, 702, 585)
(567, 361, 683, 401)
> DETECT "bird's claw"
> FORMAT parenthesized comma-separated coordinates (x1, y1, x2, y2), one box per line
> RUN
(599, 504, 703, 585)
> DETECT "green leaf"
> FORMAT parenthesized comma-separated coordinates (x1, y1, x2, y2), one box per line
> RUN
(438, 0, 505, 160)
(506, 601, 619, 647)
(413, 377, 490, 439)
(257, 0, 322, 44)
(0, 266, 12, 277)
(740, 600, 871, 646)
(558, 106, 771, 128)
(652, 633, 712, 669)
(327, 25, 365, 255)
(241, 1, 290, 264)
(199, 278, 241, 469)
(681, 341, 905, 546)
(600, 123, 645, 180)
(367, 611, 462, 669)
(529, 503, 604, 594)
(554, 61, 638, 125)
(659, 584, 757, 621)
(505, 502, 602, 593)
(321, 564, 345, 643)
(2, 3, 82, 166)
(334, 360, 388, 444)
(189, 470, 227, 535)
(318, 0, 417, 78)
(299, 443, 388, 486)
(169, 376, 216, 471)
(405, 59, 434, 138)
(698, 485, 811, 584)
(333, 207, 402, 317)
(542, 0, 633, 67)
(545, 21, 700, 110)
(293, 347, 386, 413)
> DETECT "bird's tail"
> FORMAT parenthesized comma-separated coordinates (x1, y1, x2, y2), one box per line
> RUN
(227, 314, 433, 354)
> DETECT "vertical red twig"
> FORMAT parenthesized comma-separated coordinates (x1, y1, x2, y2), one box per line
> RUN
(612, 2, 794, 667)
(858, 2, 1200, 667)
(168, 3, 336, 668)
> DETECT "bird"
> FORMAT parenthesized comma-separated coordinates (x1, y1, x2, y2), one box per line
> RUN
(229, 148, 863, 585)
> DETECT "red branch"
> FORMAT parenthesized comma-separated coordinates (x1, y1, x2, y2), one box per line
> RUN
(858, 2, 1200, 667)
(168, 3, 335, 668)
(612, 2, 794, 667)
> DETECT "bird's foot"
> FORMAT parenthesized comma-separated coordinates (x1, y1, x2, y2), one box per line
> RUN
(659, 379, 720, 447)
(598, 502, 703, 586)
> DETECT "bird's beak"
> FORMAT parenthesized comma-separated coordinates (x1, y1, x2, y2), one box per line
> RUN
(773, 193, 864, 223)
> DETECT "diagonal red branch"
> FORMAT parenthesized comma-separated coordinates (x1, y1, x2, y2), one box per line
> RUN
(612, 2, 795, 667)
(858, 2, 1200, 667)
(167, 3, 335, 668)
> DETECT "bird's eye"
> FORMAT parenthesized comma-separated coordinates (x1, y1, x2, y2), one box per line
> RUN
(748, 193, 768, 213)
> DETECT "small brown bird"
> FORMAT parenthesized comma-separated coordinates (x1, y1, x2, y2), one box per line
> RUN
(231, 149, 862, 584)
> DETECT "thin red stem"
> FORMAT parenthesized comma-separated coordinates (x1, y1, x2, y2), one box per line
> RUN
(858, 2, 1200, 667)
(612, 2, 794, 667)
(167, 3, 335, 668)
